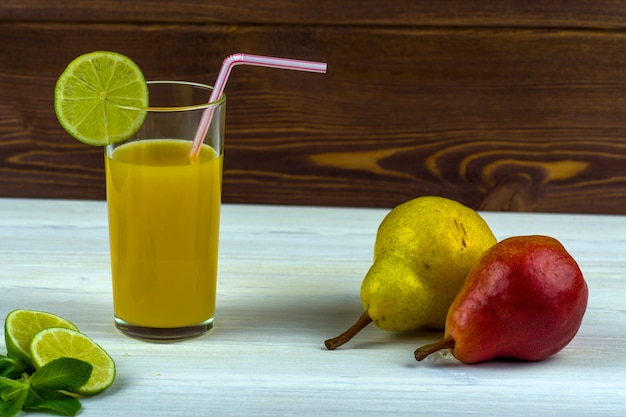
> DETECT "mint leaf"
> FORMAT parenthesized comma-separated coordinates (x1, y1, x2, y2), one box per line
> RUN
(0, 376, 28, 401)
(0, 377, 29, 417)
(28, 358, 92, 392)
(22, 358, 91, 416)
(0, 397, 26, 417)
(0, 356, 27, 379)
(24, 389, 82, 416)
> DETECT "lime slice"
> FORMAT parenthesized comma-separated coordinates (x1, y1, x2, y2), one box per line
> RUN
(4, 309, 79, 368)
(30, 327, 116, 396)
(54, 50, 149, 146)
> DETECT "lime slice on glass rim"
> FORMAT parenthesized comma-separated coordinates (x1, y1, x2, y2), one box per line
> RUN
(30, 327, 116, 396)
(54, 51, 149, 146)
(4, 309, 79, 369)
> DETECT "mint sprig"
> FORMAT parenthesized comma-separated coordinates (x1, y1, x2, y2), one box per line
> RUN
(0, 357, 92, 417)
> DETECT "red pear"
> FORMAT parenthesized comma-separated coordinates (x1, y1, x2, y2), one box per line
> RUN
(415, 235, 588, 364)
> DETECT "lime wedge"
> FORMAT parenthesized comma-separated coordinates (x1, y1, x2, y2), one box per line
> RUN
(4, 309, 79, 369)
(30, 327, 116, 396)
(54, 51, 149, 146)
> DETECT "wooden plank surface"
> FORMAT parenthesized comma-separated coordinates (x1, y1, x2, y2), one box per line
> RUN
(2, 0, 626, 28)
(1, 2, 626, 213)
(1, 198, 625, 416)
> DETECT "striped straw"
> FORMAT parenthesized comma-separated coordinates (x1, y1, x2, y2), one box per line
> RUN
(190, 53, 328, 157)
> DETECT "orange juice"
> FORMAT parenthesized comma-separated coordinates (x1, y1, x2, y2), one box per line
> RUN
(105, 139, 222, 328)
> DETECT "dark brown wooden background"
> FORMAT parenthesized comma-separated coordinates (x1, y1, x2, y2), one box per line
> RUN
(2, 1, 626, 213)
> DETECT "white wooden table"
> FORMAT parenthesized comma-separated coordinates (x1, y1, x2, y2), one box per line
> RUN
(0, 198, 624, 416)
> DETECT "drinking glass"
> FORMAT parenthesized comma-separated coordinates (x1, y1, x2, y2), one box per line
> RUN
(105, 81, 226, 341)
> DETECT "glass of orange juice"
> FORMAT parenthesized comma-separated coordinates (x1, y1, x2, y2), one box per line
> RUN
(105, 81, 226, 341)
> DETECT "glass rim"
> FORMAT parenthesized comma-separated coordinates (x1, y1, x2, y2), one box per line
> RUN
(117, 80, 226, 113)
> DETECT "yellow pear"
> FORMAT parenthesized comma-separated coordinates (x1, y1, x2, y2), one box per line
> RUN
(325, 196, 497, 350)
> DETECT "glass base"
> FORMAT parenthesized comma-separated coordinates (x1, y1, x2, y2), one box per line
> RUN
(114, 316, 214, 341)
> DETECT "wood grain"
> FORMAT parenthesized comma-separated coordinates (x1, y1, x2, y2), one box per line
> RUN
(1, 2, 626, 213)
(2, 0, 626, 28)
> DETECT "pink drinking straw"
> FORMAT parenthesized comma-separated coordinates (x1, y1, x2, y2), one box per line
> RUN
(189, 53, 328, 157)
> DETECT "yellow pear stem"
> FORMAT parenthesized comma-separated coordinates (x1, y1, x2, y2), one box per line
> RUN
(414, 337, 455, 361)
(325, 311, 373, 350)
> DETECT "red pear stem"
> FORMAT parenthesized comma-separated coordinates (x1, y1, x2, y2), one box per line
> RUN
(325, 311, 373, 350)
(414, 337, 455, 361)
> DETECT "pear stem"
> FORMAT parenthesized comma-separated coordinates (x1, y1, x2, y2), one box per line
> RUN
(325, 311, 373, 350)
(414, 337, 455, 361)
